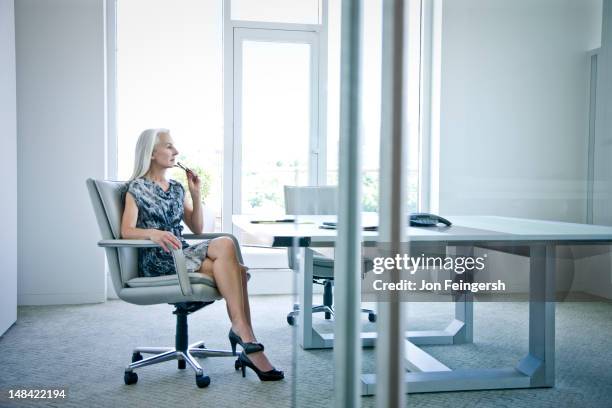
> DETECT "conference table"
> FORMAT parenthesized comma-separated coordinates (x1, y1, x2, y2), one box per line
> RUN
(233, 214, 612, 395)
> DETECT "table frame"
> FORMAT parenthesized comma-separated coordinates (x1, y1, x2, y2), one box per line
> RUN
(232, 215, 612, 395)
(361, 242, 555, 394)
(295, 241, 554, 394)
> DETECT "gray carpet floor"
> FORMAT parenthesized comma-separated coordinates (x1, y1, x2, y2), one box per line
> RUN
(0, 296, 611, 408)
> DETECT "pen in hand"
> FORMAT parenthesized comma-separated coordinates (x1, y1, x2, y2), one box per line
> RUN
(175, 161, 193, 174)
(175, 161, 201, 197)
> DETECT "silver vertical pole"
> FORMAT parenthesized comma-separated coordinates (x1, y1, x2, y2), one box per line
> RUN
(334, 0, 363, 407)
(377, 0, 408, 406)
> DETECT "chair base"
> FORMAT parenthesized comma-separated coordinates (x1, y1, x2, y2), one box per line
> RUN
(287, 277, 376, 326)
(287, 279, 377, 325)
(126, 341, 235, 387)
(124, 302, 235, 388)
(287, 304, 377, 326)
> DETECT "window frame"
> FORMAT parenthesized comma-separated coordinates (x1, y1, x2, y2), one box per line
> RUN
(222, 0, 329, 232)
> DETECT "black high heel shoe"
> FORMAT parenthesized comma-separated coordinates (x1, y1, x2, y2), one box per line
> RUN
(228, 328, 265, 356)
(235, 351, 284, 381)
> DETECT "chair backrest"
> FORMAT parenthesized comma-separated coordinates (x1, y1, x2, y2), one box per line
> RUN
(86, 179, 138, 294)
(284, 185, 337, 270)
(284, 185, 338, 215)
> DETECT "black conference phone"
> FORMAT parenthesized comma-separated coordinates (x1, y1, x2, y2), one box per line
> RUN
(409, 213, 452, 227)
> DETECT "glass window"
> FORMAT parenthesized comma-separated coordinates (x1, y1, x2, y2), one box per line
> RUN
(240, 40, 312, 214)
(327, 0, 421, 212)
(328, 0, 379, 190)
(117, 0, 223, 230)
(231, 0, 320, 24)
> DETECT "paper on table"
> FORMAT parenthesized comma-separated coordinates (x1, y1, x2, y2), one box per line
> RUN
(320, 222, 378, 231)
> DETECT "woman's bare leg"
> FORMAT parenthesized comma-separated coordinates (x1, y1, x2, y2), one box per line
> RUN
(199, 237, 272, 371)
(241, 266, 252, 326)
(200, 257, 251, 328)
(202, 258, 234, 323)
(210, 261, 249, 326)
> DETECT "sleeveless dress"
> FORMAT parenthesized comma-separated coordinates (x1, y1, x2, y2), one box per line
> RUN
(127, 177, 210, 277)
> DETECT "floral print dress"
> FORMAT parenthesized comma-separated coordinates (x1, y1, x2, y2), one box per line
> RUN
(127, 177, 210, 277)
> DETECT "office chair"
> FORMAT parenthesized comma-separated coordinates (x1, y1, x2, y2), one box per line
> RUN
(87, 179, 240, 388)
(283, 185, 376, 326)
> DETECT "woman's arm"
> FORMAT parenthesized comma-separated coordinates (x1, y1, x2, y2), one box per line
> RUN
(121, 191, 182, 252)
(183, 172, 204, 234)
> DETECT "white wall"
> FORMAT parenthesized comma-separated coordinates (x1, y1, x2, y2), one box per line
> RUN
(594, 0, 612, 226)
(428, 0, 607, 298)
(435, 0, 602, 222)
(0, 0, 18, 334)
(576, 0, 612, 299)
(16, 0, 107, 305)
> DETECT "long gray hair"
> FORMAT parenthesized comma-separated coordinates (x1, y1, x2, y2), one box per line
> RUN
(129, 128, 170, 180)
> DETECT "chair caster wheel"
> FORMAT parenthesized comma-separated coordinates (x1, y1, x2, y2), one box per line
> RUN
(235, 359, 241, 371)
(196, 374, 211, 388)
(287, 314, 295, 326)
(124, 371, 138, 385)
(178, 360, 186, 369)
(368, 313, 377, 323)
(131, 352, 143, 363)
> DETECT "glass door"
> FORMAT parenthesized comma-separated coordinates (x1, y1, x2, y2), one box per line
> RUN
(233, 28, 320, 216)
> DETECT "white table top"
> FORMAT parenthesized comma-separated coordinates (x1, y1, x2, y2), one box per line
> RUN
(232, 214, 612, 247)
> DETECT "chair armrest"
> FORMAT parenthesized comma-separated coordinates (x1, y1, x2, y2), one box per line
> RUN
(170, 248, 192, 297)
(98, 239, 158, 248)
(182, 233, 244, 265)
(97, 239, 193, 297)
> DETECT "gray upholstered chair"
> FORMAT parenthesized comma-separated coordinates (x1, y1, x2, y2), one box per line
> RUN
(283, 186, 376, 325)
(87, 178, 239, 388)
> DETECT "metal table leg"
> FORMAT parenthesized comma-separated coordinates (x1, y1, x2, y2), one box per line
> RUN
(361, 243, 556, 395)
(517, 244, 556, 387)
(297, 247, 377, 349)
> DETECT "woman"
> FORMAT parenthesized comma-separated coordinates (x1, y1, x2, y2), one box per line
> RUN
(120, 128, 283, 381)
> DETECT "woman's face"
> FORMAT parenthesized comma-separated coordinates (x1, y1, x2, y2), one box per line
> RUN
(151, 132, 179, 169)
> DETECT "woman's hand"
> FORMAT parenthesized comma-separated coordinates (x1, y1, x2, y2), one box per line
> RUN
(186, 169, 201, 199)
(149, 230, 182, 252)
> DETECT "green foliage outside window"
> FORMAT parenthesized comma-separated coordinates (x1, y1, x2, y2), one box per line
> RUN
(169, 155, 212, 202)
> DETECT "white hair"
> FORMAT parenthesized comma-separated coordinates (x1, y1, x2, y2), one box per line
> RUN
(129, 128, 170, 180)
